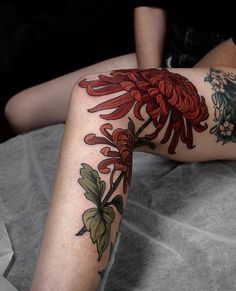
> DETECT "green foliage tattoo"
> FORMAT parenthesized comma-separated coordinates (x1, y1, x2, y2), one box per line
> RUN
(76, 163, 121, 260)
(76, 118, 155, 261)
(205, 68, 236, 144)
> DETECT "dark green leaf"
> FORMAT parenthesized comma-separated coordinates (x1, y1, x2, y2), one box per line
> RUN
(222, 108, 227, 120)
(217, 93, 223, 108)
(110, 195, 124, 215)
(135, 137, 156, 149)
(78, 163, 105, 207)
(224, 91, 231, 100)
(128, 117, 135, 134)
(222, 96, 229, 107)
(83, 206, 115, 260)
(225, 114, 231, 121)
(212, 93, 217, 105)
(204, 76, 212, 83)
(76, 225, 87, 236)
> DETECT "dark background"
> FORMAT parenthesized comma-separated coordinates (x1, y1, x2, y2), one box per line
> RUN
(0, 0, 135, 141)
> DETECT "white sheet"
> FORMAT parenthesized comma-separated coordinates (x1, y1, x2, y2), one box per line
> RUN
(1, 124, 236, 290)
(0, 220, 17, 290)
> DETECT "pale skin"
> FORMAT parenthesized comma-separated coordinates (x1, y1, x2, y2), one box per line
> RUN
(30, 67, 236, 291)
(134, 7, 167, 69)
(4, 54, 137, 133)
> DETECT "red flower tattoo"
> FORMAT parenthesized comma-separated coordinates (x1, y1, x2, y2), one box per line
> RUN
(85, 123, 135, 192)
(79, 69, 209, 154)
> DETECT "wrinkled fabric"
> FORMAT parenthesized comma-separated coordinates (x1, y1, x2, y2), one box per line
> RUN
(0, 220, 17, 291)
(1, 125, 236, 290)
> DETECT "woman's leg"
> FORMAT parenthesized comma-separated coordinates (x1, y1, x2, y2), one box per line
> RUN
(30, 67, 236, 291)
(4, 53, 137, 133)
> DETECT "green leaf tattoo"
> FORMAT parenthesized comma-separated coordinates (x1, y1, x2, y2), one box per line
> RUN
(128, 117, 135, 134)
(76, 163, 125, 261)
(83, 207, 115, 261)
(109, 195, 124, 215)
(78, 163, 105, 207)
(205, 68, 236, 144)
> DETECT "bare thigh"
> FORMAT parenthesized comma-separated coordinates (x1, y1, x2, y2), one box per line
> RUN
(5, 53, 137, 132)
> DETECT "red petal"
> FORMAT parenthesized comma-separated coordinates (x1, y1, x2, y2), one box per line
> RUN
(100, 123, 113, 141)
(87, 83, 123, 96)
(100, 101, 134, 120)
(156, 94, 169, 115)
(88, 92, 133, 112)
(161, 110, 174, 144)
(114, 162, 127, 171)
(99, 74, 129, 84)
(128, 72, 139, 82)
(136, 81, 150, 91)
(98, 158, 119, 174)
(131, 89, 142, 102)
(168, 127, 180, 154)
(100, 147, 120, 157)
(78, 79, 89, 88)
(83, 78, 109, 88)
(84, 134, 113, 146)
(159, 80, 166, 95)
(186, 120, 195, 148)
(121, 81, 135, 91)
(134, 102, 144, 120)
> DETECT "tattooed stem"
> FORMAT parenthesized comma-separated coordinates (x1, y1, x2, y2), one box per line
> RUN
(101, 172, 125, 207)
(135, 117, 152, 137)
(110, 168, 116, 188)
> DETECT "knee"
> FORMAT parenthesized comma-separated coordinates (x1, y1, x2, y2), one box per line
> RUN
(67, 73, 120, 123)
(5, 91, 34, 133)
(69, 74, 100, 103)
(68, 72, 135, 133)
(68, 71, 133, 123)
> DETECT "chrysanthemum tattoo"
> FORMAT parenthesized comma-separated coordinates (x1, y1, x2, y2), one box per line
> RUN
(76, 69, 209, 262)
